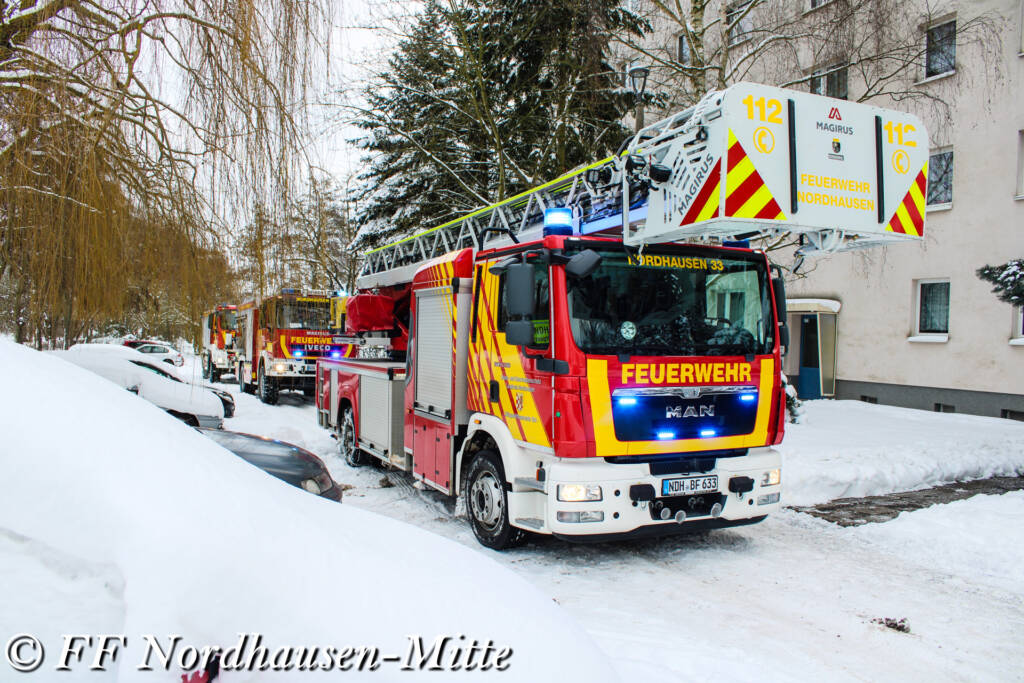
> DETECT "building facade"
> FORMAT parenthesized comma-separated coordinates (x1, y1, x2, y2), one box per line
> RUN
(628, 0, 1024, 418)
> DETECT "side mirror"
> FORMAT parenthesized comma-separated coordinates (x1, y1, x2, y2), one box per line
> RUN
(505, 319, 534, 346)
(565, 250, 602, 279)
(772, 275, 789, 355)
(505, 262, 535, 318)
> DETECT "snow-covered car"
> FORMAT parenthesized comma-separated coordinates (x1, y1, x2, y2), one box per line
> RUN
(58, 349, 226, 428)
(1, 339, 617, 682)
(200, 428, 341, 500)
(133, 341, 184, 366)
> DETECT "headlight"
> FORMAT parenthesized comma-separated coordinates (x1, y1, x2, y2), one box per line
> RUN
(557, 484, 602, 502)
(761, 469, 781, 486)
(301, 479, 321, 494)
(274, 363, 287, 373)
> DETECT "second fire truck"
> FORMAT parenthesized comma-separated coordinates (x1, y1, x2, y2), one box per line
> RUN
(236, 290, 354, 404)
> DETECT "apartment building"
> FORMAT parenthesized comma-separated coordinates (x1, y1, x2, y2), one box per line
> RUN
(627, 0, 1024, 418)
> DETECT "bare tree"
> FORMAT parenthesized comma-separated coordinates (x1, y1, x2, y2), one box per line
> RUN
(0, 0, 330, 346)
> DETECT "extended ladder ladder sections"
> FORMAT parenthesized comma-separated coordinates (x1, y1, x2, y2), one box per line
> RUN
(357, 82, 929, 290)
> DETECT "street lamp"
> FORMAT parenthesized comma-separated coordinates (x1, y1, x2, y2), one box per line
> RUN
(627, 62, 650, 132)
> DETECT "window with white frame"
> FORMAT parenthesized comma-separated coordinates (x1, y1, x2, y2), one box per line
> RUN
(1014, 305, 1024, 340)
(727, 2, 753, 46)
(927, 148, 953, 206)
(916, 279, 950, 335)
(925, 20, 956, 78)
(810, 64, 848, 100)
(677, 33, 691, 65)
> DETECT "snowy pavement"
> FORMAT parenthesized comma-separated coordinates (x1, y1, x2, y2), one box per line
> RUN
(208, 364, 1024, 682)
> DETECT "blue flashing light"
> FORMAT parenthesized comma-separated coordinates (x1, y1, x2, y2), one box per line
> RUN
(617, 397, 637, 406)
(656, 431, 676, 440)
(722, 240, 750, 249)
(330, 350, 342, 359)
(293, 349, 304, 358)
(543, 207, 574, 236)
(699, 428, 718, 438)
(281, 288, 296, 294)
(740, 393, 756, 402)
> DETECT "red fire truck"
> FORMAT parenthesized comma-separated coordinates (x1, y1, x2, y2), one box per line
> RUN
(200, 304, 239, 383)
(316, 83, 928, 548)
(236, 290, 355, 404)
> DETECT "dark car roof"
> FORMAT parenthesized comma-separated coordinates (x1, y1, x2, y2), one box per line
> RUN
(199, 429, 325, 481)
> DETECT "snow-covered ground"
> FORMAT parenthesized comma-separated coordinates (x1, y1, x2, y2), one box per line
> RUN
(189, 356, 1024, 682)
(6, 348, 1024, 681)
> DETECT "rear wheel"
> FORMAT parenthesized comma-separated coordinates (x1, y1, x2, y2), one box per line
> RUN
(201, 353, 212, 379)
(258, 363, 279, 405)
(238, 363, 255, 394)
(466, 450, 524, 550)
(210, 366, 221, 383)
(339, 407, 367, 467)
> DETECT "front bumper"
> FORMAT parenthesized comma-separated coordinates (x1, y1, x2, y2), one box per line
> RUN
(512, 447, 782, 538)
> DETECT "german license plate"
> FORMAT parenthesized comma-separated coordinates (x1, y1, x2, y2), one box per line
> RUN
(662, 475, 718, 496)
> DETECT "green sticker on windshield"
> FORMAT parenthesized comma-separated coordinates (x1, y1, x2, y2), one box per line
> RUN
(532, 320, 550, 346)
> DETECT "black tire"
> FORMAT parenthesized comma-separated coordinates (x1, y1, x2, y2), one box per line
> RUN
(465, 450, 525, 550)
(339, 407, 367, 467)
(210, 367, 221, 383)
(201, 353, 212, 380)
(258, 363, 279, 405)
(302, 386, 315, 398)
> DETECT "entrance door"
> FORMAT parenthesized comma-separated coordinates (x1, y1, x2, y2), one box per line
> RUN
(797, 314, 821, 399)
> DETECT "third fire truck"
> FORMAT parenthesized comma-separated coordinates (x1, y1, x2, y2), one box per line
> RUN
(316, 83, 929, 548)
(200, 304, 239, 383)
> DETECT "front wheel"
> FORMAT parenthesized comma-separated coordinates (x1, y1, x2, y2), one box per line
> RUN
(339, 407, 366, 467)
(465, 450, 524, 550)
(258, 364, 279, 405)
(210, 366, 221, 383)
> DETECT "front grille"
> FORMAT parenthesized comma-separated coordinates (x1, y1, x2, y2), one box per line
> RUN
(612, 386, 758, 441)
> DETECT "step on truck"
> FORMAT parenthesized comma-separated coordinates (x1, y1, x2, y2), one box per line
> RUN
(200, 304, 239, 383)
(236, 289, 355, 404)
(316, 83, 929, 548)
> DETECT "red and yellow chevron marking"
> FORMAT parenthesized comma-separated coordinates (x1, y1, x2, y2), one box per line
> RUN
(885, 164, 927, 237)
(724, 130, 785, 220)
(680, 158, 721, 225)
(466, 264, 550, 448)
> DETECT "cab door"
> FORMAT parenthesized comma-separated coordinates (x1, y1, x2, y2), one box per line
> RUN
(468, 256, 553, 449)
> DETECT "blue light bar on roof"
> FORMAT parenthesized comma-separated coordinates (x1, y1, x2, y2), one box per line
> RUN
(544, 207, 574, 236)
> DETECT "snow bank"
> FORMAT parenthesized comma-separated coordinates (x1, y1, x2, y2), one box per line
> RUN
(781, 400, 1024, 506)
(0, 340, 616, 681)
(852, 491, 1024, 595)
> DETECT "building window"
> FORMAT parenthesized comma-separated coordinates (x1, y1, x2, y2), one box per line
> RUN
(925, 20, 956, 78)
(934, 403, 956, 413)
(727, 2, 753, 46)
(860, 395, 878, 404)
(677, 33, 691, 65)
(810, 64, 848, 100)
(1013, 306, 1024, 340)
(917, 279, 950, 334)
(927, 149, 953, 206)
(1002, 408, 1024, 422)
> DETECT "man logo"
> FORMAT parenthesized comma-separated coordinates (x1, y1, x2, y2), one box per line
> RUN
(667, 405, 715, 419)
(828, 107, 842, 120)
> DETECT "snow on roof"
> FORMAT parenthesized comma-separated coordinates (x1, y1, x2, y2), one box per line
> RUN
(785, 298, 841, 313)
(0, 340, 615, 681)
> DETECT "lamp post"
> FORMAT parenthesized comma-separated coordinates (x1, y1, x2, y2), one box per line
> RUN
(627, 62, 650, 132)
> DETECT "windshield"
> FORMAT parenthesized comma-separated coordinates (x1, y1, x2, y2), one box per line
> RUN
(130, 360, 181, 382)
(217, 310, 237, 330)
(566, 247, 773, 357)
(277, 299, 330, 330)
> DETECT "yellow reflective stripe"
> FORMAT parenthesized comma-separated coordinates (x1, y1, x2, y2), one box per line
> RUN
(732, 185, 774, 219)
